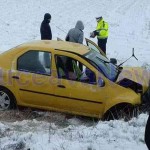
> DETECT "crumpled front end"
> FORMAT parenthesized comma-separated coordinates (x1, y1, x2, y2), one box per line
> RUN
(117, 67, 150, 94)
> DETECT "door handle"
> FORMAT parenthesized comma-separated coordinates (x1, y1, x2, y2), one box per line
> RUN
(12, 76, 20, 79)
(57, 85, 66, 88)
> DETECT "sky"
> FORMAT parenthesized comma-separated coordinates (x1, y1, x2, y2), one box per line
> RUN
(0, 0, 150, 149)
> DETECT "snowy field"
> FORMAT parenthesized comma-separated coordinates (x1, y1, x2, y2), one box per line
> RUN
(0, 0, 150, 149)
(0, 110, 149, 150)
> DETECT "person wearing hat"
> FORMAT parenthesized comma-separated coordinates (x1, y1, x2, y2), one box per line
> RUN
(90, 16, 109, 54)
(40, 13, 52, 40)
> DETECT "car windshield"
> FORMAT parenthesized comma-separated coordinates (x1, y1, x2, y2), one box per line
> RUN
(84, 50, 119, 81)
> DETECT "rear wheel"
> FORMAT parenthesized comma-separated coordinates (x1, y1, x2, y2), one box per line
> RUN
(0, 88, 16, 110)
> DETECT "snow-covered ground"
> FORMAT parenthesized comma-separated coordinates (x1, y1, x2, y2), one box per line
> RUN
(0, 110, 149, 150)
(0, 0, 150, 149)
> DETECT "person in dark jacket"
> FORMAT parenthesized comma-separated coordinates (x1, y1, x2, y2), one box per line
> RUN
(40, 13, 52, 40)
(65, 20, 84, 44)
(145, 114, 150, 150)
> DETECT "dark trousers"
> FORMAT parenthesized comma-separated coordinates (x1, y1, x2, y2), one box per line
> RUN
(98, 38, 107, 54)
(145, 115, 150, 150)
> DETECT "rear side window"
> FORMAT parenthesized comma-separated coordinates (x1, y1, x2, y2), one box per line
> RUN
(17, 50, 51, 75)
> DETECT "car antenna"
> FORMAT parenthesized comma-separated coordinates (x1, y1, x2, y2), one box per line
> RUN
(132, 48, 138, 60)
(118, 48, 138, 67)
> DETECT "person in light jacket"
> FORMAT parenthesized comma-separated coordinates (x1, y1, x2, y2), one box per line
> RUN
(65, 20, 84, 71)
(65, 20, 84, 44)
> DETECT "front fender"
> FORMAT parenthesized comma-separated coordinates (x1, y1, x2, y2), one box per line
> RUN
(103, 91, 141, 115)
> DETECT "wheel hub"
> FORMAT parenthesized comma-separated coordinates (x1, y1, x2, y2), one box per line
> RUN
(0, 91, 10, 110)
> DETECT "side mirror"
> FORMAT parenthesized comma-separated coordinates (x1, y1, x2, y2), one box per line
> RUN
(98, 77, 105, 87)
(110, 58, 117, 65)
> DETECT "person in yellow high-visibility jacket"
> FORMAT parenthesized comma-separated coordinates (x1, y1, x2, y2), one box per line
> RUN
(90, 16, 109, 54)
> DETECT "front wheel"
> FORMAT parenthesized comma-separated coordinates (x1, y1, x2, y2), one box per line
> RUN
(103, 104, 136, 121)
(0, 88, 16, 110)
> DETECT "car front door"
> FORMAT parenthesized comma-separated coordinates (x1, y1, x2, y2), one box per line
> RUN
(85, 38, 107, 58)
(53, 51, 107, 118)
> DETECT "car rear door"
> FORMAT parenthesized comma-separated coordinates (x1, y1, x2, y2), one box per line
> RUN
(11, 49, 57, 109)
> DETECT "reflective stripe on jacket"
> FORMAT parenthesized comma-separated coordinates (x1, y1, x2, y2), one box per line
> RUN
(96, 19, 109, 39)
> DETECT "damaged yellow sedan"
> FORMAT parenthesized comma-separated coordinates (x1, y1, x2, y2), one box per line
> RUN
(0, 39, 149, 119)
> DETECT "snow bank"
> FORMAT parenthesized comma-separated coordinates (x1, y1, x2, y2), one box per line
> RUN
(0, 114, 148, 150)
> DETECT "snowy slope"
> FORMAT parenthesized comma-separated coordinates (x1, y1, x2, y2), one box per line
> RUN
(0, 0, 150, 149)
(0, 0, 150, 67)
(0, 111, 148, 150)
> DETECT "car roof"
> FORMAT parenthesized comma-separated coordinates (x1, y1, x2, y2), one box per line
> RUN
(0, 40, 90, 58)
(0, 40, 91, 68)
(11, 40, 90, 55)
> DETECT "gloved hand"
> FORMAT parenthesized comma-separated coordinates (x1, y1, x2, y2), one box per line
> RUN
(90, 32, 96, 38)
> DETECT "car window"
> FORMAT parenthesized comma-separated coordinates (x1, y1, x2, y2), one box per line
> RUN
(84, 50, 118, 81)
(17, 50, 51, 75)
(55, 55, 96, 84)
(85, 38, 107, 58)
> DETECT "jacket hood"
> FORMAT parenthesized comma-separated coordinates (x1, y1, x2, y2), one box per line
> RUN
(75, 20, 84, 30)
(44, 13, 51, 20)
(43, 13, 51, 23)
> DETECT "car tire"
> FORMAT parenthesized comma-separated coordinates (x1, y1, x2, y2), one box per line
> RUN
(103, 104, 135, 121)
(0, 88, 16, 110)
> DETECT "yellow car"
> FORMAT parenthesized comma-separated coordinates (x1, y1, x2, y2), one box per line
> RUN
(0, 39, 149, 119)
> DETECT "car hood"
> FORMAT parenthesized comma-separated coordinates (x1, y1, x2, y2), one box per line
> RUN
(116, 67, 150, 92)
